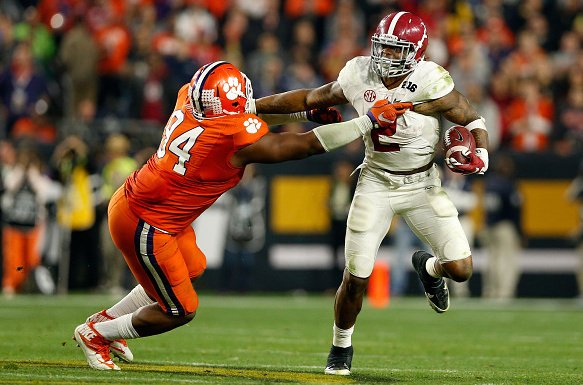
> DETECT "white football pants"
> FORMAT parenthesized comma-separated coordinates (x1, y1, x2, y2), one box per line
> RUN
(345, 164, 471, 278)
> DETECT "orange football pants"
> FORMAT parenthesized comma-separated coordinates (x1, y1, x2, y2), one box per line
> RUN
(2, 226, 41, 291)
(108, 187, 206, 316)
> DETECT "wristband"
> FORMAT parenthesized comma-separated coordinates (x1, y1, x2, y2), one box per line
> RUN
(465, 117, 487, 131)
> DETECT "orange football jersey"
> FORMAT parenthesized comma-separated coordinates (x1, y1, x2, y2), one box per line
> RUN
(125, 84, 269, 233)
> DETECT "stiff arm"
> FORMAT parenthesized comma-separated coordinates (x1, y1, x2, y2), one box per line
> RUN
(255, 81, 348, 114)
(230, 116, 373, 167)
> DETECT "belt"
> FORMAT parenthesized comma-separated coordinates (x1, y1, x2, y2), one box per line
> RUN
(381, 161, 434, 176)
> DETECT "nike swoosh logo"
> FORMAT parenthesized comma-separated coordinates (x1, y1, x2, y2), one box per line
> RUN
(454, 129, 463, 141)
(377, 113, 393, 124)
(427, 294, 435, 298)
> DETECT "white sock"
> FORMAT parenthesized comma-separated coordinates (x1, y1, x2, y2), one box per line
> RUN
(107, 285, 155, 318)
(94, 313, 140, 340)
(332, 323, 354, 348)
(425, 257, 440, 278)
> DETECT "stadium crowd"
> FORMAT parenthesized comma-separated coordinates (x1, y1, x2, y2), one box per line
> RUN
(0, 0, 581, 296)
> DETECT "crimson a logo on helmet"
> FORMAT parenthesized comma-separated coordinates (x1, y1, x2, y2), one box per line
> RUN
(364, 90, 376, 102)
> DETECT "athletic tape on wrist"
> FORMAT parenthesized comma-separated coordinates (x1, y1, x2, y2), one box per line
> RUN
(465, 117, 487, 131)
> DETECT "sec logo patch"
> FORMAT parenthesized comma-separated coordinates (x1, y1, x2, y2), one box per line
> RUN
(364, 90, 376, 102)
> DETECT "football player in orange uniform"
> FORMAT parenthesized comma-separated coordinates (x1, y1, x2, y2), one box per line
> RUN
(72, 60, 413, 370)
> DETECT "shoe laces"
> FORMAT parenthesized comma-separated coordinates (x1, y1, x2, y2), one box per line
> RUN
(85, 324, 114, 361)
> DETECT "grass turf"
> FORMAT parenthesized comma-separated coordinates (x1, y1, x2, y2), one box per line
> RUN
(0, 294, 581, 385)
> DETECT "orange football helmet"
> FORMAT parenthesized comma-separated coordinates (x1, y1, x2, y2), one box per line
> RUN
(188, 61, 253, 119)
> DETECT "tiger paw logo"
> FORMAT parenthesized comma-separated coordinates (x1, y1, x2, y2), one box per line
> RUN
(223, 77, 242, 100)
(244, 118, 261, 133)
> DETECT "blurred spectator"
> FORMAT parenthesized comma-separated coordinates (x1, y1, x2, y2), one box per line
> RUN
(10, 112, 56, 146)
(58, 16, 99, 119)
(284, 0, 335, 19)
(323, 0, 366, 48)
(246, 33, 285, 97)
(477, 15, 514, 73)
(480, 154, 523, 300)
(282, 60, 323, 93)
(52, 135, 99, 290)
(506, 78, 554, 152)
(553, 31, 581, 79)
(13, 6, 56, 70)
(319, 26, 363, 82)
(327, 160, 355, 289)
(0, 42, 49, 137)
(2, 144, 52, 297)
(524, 12, 553, 52)
(222, 164, 266, 293)
(290, 18, 318, 66)
(98, 133, 137, 295)
(504, 31, 552, 87)
(138, 52, 170, 123)
(221, 8, 249, 69)
(425, 18, 448, 66)
(0, 12, 15, 69)
(447, 24, 491, 95)
(465, 82, 502, 152)
(552, 86, 583, 155)
(93, 3, 131, 117)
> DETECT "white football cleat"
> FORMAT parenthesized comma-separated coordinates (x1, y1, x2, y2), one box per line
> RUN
(110, 339, 134, 362)
(86, 310, 134, 362)
(74, 322, 120, 371)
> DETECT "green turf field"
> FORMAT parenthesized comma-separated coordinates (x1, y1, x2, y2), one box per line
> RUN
(0, 294, 581, 385)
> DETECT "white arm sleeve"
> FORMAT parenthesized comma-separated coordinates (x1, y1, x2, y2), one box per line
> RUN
(313, 116, 372, 152)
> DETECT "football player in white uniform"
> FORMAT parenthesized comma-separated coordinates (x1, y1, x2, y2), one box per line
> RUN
(249, 11, 489, 375)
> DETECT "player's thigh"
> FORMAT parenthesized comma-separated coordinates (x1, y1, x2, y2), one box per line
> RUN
(345, 172, 394, 278)
(176, 225, 207, 279)
(108, 190, 198, 315)
(403, 186, 471, 263)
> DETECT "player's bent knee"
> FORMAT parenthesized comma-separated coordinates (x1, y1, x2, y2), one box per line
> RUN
(183, 311, 196, 323)
(443, 256, 473, 282)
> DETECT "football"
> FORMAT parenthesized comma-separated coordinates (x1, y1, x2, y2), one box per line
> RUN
(443, 125, 475, 165)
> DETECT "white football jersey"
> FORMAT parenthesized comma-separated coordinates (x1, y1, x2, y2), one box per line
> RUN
(338, 57, 454, 172)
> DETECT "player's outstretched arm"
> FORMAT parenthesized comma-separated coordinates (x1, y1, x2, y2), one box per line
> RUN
(251, 82, 348, 115)
(231, 101, 412, 167)
(259, 107, 342, 127)
(231, 117, 369, 167)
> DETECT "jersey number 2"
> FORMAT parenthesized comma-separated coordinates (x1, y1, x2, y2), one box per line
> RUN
(371, 125, 400, 152)
(157, 110, 204, 175)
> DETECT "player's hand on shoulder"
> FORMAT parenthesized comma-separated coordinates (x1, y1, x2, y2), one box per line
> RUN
(306, 107, 342, 124)
(366, 100, 413, 133)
